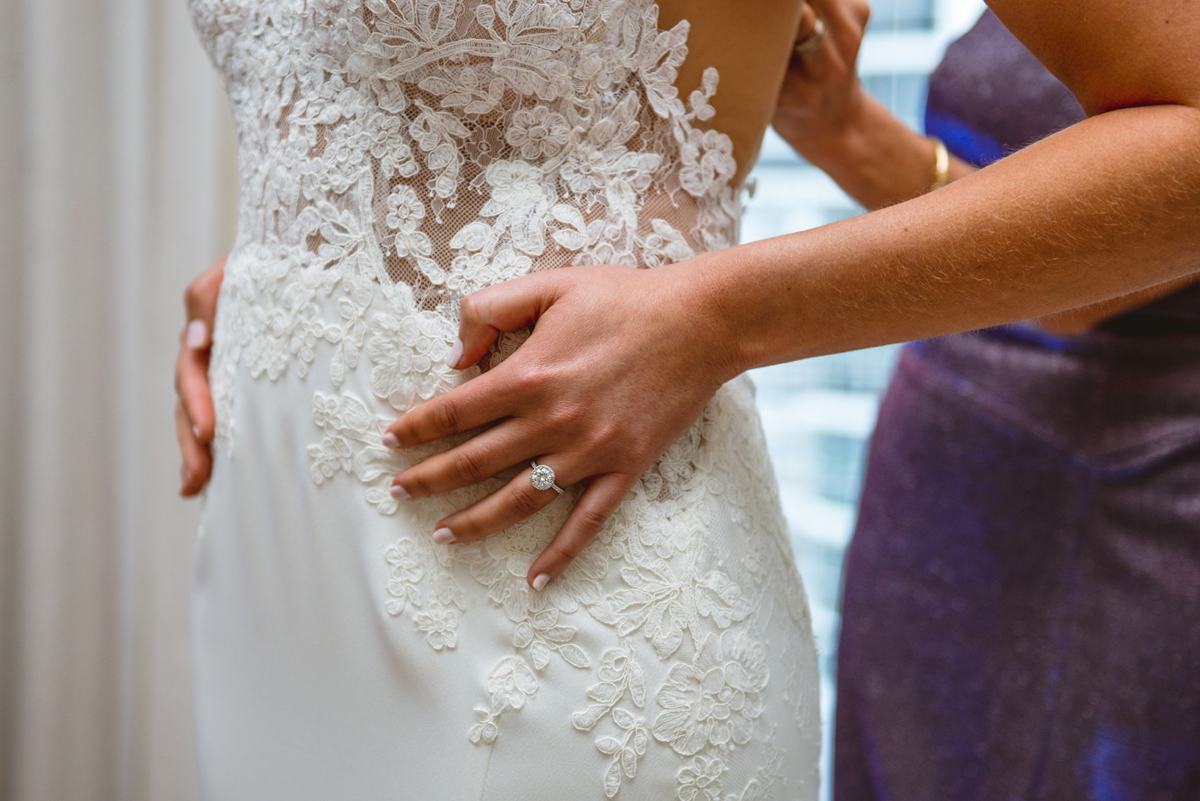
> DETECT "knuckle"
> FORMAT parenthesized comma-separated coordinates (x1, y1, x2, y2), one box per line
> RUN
(512, 362, 553, 396)
(460, 293, 482, 323)
(405, 471, 436, 497)
(510, 364, 539, 394)
(550, 401, 584, 430)
(548, 537, 586, 563)
(452, 450, 487, 484)
(591, 419, 621, 448)
(433, 399, 461, 434)
(576, 508, 609, 535)
(510, 486, 543, 518)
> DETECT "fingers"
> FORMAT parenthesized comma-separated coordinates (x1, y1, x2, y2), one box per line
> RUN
(846, 0, 871, 29)
(527, 473, 634, 589)
(449, 271, 563, 369)
(787, 2, 844, 89)
(818, 0, 870, 50)
(179, 255, 226, 444)
(425, 467, 633, 593)
(385, 369, 514, 447)
(184, 255, 226, 334)
(430, 461, 572, 545)
(177, 255, 226, 498)
(794, 2, 820, 45)
(390, 419, 541, 499)
(176, 400, 213, 496)
(177, 331, 216, 442)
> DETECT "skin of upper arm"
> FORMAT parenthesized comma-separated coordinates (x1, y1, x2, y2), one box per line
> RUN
(987, 0, 1200, 114)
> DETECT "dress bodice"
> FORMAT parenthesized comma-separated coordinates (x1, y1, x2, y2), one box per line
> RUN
(188, 0, 739, 316)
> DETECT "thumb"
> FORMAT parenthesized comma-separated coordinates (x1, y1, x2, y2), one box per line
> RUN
(448, 269, 565, 369)
(183, 255, 227, 350)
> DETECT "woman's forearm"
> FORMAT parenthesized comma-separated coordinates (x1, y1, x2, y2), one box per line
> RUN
(774, 92, 975, 211)
(686, 103, 1200, 374)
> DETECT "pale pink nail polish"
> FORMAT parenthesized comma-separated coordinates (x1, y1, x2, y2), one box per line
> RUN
(532, 573, 550, 591)
(432, 527, 456, 545)
(445, 339, 463, 369)
(192, 425, 201, 440)
(390, 484, 410, 501)
(382, 432, 399, 449)
(186, 319, 208, 349)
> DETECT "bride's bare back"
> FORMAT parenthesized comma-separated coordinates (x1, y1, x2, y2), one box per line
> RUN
(659, 0, 805, 183)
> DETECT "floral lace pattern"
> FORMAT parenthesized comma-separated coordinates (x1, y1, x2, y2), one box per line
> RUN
(189, 0, 816, 797)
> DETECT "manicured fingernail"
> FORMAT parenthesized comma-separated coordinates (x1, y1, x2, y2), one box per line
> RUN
(433, 527, 456, 545)
(532, 573, 550, 591)
(445, 339, 463, 369)
(192, 425, 201, 440)
(186, 319, 208, 349)
(390, 483, 410, 501)
(382, 432, 399, 449)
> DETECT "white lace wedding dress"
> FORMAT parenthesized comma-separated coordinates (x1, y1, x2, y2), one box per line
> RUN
(188, 1, 820, 798)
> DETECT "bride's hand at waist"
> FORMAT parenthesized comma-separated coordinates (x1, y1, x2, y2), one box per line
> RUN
(177, 256, 226, 497)
(384, 260, 740, 592)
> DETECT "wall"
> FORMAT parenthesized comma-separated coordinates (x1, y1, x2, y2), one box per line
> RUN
(0, 1, 236, 798)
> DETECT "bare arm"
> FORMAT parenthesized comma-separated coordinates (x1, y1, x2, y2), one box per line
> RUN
(771, 0, 1197, 333)
(700, 101, 1200, 370)
(385, 0, 1200, 589)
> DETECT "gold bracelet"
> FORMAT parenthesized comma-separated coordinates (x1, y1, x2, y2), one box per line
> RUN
(930, 137, 950, 191)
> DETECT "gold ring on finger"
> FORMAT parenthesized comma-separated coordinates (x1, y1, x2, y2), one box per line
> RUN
(793, 18, 828, 56)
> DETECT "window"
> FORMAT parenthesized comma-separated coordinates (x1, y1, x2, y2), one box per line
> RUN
(868, 0, 935, 31)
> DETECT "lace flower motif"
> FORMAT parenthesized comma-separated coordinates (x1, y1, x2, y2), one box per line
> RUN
(652, 633, 770, 755)
(677, 755, 727, 801)
(469, 656, 539, 745)
(505, 107, 572, 160)
(365, 306, 457, 412)
(415, 607, 459, 650)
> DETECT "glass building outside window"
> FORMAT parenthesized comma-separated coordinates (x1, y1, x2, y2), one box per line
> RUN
(741, 1, 986, 795)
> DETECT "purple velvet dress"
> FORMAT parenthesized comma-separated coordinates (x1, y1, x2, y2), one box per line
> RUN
(833, 11, 1200, 801)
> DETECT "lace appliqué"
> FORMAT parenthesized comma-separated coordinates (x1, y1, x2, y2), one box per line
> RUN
(571, 645, 652, 797)
(469, 656, 539, 744)
(652, 632, 769, 756)
(188, 0, 813, 794)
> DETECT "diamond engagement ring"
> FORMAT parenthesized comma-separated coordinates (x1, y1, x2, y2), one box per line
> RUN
(530, 459, 565, 494)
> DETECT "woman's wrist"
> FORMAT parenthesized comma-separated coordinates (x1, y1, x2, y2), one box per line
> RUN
(772, 83, 869, 167)
(655, 250, 765, 384)
(776, 93, 969, 210)
(660, 241, 809, 381)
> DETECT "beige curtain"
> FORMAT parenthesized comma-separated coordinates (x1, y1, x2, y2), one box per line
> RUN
(0, 0, 236, 798)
